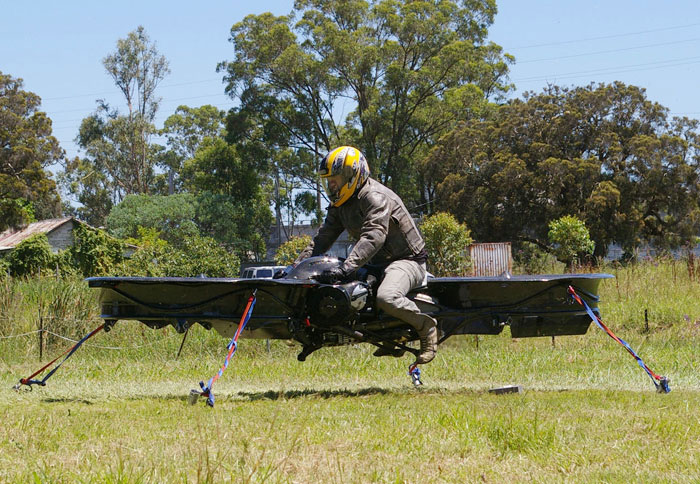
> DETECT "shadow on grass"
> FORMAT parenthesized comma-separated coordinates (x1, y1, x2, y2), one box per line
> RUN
(116, 386, 396, 404)
(41, 397, 94, 405)
(235, 387, 391, 401)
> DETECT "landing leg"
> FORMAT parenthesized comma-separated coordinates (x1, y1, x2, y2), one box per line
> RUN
(297, 344, 322, 362)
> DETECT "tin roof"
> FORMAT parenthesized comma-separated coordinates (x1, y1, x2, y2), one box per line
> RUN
(0, 217, 76, 251)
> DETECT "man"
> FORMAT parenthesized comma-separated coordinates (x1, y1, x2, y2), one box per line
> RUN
(295, 146, 438, 364)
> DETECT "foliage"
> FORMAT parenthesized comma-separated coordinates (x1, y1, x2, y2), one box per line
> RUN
(0, 256, 9, 277)
(219, 0, 512, 209)
(67, 223, 125, 277)
(420, 212, 472, 276)
(116, 228, 240, 277)
(113, 226, 170, 276)
(0, 71, 63, 231)
(170, 233, 240, 277)
(59, 27, 170, 227)
(181, 138, 273, 260)
(422, 82, 700, 257)
(158, 105, 226, 193)
(547, 215, 595, 270)
(275, 235, 312, 266)
(103, 25, 170, 122)
(105, 189, 272, 262)
(193, 192, 271, 261)
(512, 241, 562, 275)
(6, 234, 55, 276)
(105, 193, 199, 247)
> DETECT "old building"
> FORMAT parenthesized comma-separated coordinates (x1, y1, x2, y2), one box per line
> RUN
(0, 217, 82, 255)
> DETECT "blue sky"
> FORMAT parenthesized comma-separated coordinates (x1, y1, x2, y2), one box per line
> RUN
(3, 0, 700, 163)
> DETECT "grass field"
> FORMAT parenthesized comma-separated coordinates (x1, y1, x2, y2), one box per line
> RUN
(1, 261, 700, 483)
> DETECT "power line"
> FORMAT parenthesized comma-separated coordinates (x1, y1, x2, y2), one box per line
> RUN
(506, 22, 700, 50)
(40, 77, 224, 101)
(48, 96, 235, 124)
(513, 56, 700, 83)
(518, 37, 700, 64)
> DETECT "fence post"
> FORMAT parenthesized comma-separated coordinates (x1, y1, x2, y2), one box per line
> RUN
(38, 310, 44, 361)
(644, 309, 649, 333)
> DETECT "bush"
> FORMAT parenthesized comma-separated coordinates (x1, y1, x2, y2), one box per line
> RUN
(68, 223, 125, 276)
(7, 234, 55, 276)
(513, 241, 562, 274)
(548, 215, 595, 271)
(420, 212, 473, 276)
(0, 256, 10, 278)
(168, 234, 240, 277)
(112, 227, 169, 277)
(275, 235, 312, 266)
(115, 228, 239, 277)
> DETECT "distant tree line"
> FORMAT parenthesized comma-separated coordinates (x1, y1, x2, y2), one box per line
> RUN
(421, 83, 700, 258)
(2, 1, 700, 276)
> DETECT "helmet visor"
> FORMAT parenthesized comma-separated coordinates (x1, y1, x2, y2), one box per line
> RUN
(321, 174, 344, 204)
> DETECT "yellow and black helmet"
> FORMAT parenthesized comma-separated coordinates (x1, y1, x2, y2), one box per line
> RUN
(318, 146, 370, 207)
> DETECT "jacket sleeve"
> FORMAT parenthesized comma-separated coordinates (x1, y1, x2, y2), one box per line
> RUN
(341, 191, 390, 273)
(294, 207, 345, 264)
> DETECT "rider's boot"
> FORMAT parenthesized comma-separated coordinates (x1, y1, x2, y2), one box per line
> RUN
(414, 316, 438, 364)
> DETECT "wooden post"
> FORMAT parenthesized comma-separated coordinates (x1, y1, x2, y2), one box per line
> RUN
(38, 310, 44, 361)
(645, 309, 649, 333)
(474, 335, 479, 349)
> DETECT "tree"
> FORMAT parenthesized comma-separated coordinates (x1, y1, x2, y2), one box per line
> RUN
(103, 26, 170, 123)
(547, 215, 595, 271)
(218, 0, 512, 209)
(105, 193, 199, 246)
(159, 104, 226, 194)
(61, 27, 170, 226)
(181, 138, 273, 260)
(0, 71, 63, 231)
(422, 82, 700, 258)
(420, 212, 472, 276)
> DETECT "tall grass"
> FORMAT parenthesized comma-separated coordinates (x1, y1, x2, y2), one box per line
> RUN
(601, 257, 700, 330)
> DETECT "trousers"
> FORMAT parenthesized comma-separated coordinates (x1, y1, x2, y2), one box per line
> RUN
(375, 259, 433, 330)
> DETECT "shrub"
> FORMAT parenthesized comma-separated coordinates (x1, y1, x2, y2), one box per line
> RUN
(548, 215, 595, 271)
(68, 223, 125, 276)
(275, 235, 312, 266)
(7, 234, 55, 276)
(513, 241, 562, 274)
(0, 255, 10, 278)
(115, 228, 239, 277)
(420, 212, 473, 276)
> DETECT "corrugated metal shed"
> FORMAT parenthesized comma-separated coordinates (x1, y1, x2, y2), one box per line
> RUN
(470, 242, 512, 276)
(0, 217, 76, 253)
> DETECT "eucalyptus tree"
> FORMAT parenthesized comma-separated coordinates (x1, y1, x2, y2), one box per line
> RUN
(61, 26, 170, 226)
(159, 104, 226, 194)
(0, 71, 63, 231)
(422, 82, 700, 257)
(219, 0, 512, 209)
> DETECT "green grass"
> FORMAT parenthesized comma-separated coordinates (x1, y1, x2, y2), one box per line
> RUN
(2, 261, 700, 483)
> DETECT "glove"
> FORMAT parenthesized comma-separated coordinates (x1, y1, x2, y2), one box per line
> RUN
(316, 266, 347, 284)
(273, 265, 293, 279)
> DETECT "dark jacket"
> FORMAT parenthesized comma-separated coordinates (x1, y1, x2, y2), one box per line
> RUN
(297, 178, 425, 273)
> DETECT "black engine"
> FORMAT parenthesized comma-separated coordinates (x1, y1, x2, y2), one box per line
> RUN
(284, 256, 371, 327)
